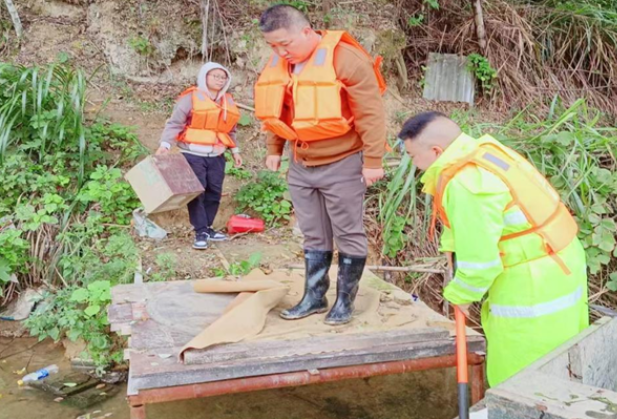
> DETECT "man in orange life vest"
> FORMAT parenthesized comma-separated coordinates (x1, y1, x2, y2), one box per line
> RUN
(157, 62, 243, 250)
(254, 5, 387, 325)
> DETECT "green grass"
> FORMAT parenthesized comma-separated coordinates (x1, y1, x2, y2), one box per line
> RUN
(0, 63, 88, 183)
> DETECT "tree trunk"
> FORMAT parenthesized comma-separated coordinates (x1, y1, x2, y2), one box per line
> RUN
(473, 0, 487, 52)
(201, 0, 211, 59)
(4, 0, 23, 38)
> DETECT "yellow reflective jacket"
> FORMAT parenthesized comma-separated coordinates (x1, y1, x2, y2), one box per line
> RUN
(421, 133, 589, 387)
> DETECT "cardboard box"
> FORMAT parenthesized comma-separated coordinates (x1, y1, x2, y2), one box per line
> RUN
(125, 154, 205, 214)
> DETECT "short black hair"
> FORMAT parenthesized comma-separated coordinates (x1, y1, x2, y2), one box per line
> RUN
(398, 111, 448, 141)
(259, 4, 310, 33)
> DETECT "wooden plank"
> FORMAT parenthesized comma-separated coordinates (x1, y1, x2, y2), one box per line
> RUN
(126, 284, 236, 350)
(127, 336, 485, 394)
(111, 273, 487, 397)
(184, 328, 450, 365)
(108, 303, 133, 332)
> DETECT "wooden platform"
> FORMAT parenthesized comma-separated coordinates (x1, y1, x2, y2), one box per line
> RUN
(109, 269, 486, 418)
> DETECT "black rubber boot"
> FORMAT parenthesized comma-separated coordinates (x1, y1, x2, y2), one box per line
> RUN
(324, 254, 366, 325)
(280, 250, 333, 320)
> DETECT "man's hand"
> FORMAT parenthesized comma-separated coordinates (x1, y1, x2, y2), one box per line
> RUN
(155, 146, 169, 155)
(456, 304, 471, 317)
(362, 168, 385, 187)
(233, 153, 243, 167)
(266, 155, 281, 172)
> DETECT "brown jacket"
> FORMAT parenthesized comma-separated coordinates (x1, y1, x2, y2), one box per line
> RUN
(265, 41, 386, 169)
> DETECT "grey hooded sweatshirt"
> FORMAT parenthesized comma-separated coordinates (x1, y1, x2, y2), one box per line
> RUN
(159, 62, 239, 156)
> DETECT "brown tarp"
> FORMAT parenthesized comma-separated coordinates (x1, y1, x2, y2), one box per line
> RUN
(178, 268, 442, 361)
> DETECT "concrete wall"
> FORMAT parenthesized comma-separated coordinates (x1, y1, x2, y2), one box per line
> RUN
(485, 317, 617, 419)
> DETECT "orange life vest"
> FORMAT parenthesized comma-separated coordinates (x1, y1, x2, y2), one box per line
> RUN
(177, 87, 239, 148)
(254, 30, 386, 142)
(432, 137, 579, 269)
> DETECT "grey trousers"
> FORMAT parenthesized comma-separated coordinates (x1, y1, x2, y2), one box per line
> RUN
(287, 152, 367, 256)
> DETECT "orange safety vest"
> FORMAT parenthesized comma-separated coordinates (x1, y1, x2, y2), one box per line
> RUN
(177, 87, 239, 148)
(432, 138, 579, 271)
(254, 30, 386, 142)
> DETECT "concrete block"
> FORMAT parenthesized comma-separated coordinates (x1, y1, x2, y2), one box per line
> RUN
(485, 318, 617, 419)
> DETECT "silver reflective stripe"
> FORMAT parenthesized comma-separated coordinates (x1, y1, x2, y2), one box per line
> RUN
(490, 286, 583, 318)
(503, 210, 528, 226)
(293, 62, 306, 74)
(453, 277, 489, 294)
(313, 48, 327, 66)
(456, 259, 502, 270)
(270, 54, 280, 67)
(483, 152, 510, 171)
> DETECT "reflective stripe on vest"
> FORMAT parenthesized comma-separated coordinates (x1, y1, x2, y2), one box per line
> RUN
(456, 258, 502, 270)
(453, 277, 489, 295)
(490, 286, 583, 318)
(503, 210, 528, 226)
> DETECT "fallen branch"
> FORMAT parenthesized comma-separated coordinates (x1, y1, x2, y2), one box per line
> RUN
(386, 89, 413, 110)
(286, 264, 444, 274)
(212, 243, 231, 272)
(236, 102, 255, 112)
(3, 0, 22, 38)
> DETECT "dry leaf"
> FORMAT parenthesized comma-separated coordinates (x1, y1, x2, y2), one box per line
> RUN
(13, 367, 26, 375)
(95, 384, 106, 390)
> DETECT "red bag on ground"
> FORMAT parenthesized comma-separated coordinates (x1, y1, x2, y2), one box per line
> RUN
(226, 214, 265, 234)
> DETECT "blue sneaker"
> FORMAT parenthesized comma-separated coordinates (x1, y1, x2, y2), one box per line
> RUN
(206, 227, 228, 242)
(193, 232, 209, 250)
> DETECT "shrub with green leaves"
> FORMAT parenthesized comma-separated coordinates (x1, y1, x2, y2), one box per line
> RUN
(129, 35, 154, 57)
(235, 170, 292, 226)
(0, 63, 146, 302)
(148, 252, 178, 282)
(213, 253, 262, 277)
(25, 280, 123, 374)
(468, 53, 498, 95)
(0, 62, 146, 372)
(78, 166, 140, 225)
(224, 153, 252, 180)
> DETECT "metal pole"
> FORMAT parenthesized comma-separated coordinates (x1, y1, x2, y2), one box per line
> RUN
(130, 354, 485, 406)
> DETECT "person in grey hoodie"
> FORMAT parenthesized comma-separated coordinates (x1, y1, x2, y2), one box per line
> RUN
(156, 62, 243, 249)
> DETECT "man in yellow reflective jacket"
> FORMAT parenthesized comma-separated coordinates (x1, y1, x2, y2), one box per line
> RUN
(398, 111, 589, 387)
